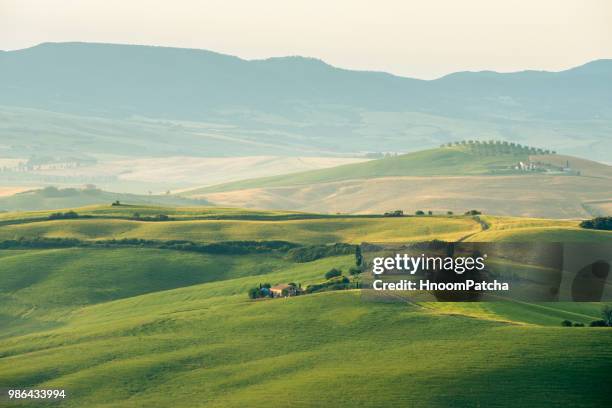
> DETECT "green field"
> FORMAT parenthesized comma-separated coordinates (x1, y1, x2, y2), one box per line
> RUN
(0, 187, 209, 212)
(1, 206, 611, 407)
(187, 146, 530, 194)
(182, 147, 612, 219)
(0, 217, 480, 245)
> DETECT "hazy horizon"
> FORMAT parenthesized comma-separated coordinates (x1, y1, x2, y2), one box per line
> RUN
(2, 0, 611, 79)
(5, 40, 611, 80)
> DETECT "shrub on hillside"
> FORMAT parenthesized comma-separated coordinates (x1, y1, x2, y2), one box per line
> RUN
(383, 210, 404, 217)
(580, 217, 612, 231)
(561, 320, 572, 327)
(305, 275, 350, 294)
(465, 210, 482, 216)
(286, 243, 355, 263)
(602, 305, 612, 326)
(248, 287, 262, 299)
(589, 320, 607, 327)
(415, 210, 425, 215)
(48, 211, 79, 220)
(349, 266, 361, 275)
(324, 268, 342, 280)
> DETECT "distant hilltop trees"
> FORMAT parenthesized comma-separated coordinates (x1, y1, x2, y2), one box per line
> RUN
(441, 140, 556, 156)
(580, 217, 612, 231)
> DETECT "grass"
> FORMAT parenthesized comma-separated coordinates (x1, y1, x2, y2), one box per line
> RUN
(180, 147, 611, 219)
(0, 206, 611, 407)
(1, 273, 611, 407)
(463, 215, 612, 242)
(0, 187, 209, 212)
(0, 204, 306, 223)
(0, 215, 481, 244)
(0, 248, 295, 325)
(466, 226, 612, 243)
(187, 146, 529, 194)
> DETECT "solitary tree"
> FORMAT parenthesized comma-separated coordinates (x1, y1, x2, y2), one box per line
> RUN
(602, 305, 612, 326)
(355, 246, 363, 266)
(248, 287, 261, 299)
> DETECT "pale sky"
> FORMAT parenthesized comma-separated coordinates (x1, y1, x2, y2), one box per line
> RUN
(1, 0, 611, 79)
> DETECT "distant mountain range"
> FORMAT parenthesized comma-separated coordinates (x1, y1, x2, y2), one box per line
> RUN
(1, 42, 611, 160)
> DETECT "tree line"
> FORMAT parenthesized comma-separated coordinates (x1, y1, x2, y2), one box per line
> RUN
(441, 139, 556, 156)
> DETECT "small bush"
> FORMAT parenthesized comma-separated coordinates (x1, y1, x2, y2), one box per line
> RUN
(589, 320, 607, 327)
(384, 210, 404, 217)
(573, 322, 585, 327)
(248, 287, 262, 299)
(415, 210, 425, 216)
(48, 211, 79, 220)
(287, 243, 355, 263)
(465, 210, 482, 216)
(349, 266, 361, 275)
(561, 320, 572, 327)
(580, 217, 612, 231)
(324, 268, 342, 280)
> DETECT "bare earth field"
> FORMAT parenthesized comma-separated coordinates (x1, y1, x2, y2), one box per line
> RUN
(198, 174, 612, 218)
(1, 155, 368, 194)
(0, 186, 33, 197)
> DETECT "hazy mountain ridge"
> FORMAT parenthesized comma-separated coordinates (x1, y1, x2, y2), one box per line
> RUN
(2, 42, 611, 120)
(1, 42, 611, 161)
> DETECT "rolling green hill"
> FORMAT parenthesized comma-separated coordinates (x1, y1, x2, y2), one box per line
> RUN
(0, 186, 209, 212)
(182, 146, 612, 218)
(0, 216, 480, 245)
(465, 215, 612, 243)
(1, 207, 611, 407)
(187, 146, 531, 194)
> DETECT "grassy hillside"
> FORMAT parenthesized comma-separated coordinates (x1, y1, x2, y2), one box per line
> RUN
(1, 207, 611, 407)
(0, 206, 607, 245)
(182, 146, 611, 219)
(0, 204, 307, 224)
(0, 216, 480, 244)
(1, 258, 611, 407)
(465, 216, 612, 242)
(0, 248, 293, 318)
(187, 146, 530, 193)
(0, 187, 209, 212)
(197, 174, 611, 218)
